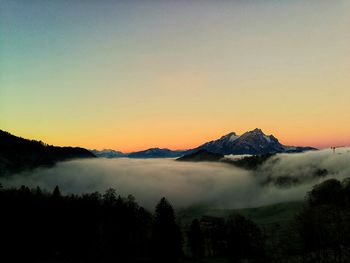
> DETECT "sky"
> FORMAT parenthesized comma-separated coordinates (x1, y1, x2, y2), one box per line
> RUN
(1, 0, 349, 152)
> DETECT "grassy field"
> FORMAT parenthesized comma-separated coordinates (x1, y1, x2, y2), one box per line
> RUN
(177, 201, 304, 262)
(177, 201, 304, 228)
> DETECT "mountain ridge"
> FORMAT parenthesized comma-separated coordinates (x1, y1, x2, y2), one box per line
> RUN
(188, 128, 315, 155)
(92, 148, 186, 158)
(91, 128, 316, 158)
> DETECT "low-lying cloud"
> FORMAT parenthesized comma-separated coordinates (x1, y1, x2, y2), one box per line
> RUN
(1, 148, 350, 209)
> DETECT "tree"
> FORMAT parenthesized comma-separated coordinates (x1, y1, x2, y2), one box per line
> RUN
(285, 178, 350, 263)
(226, 213, 265, 263)
(342, 178, 350, 207)
(52, 185, 61, 198)
(307, 179, 344, 207)
(103, 188, 117, 205)
(152, 197, 182, 262)
(188, 219, 204, 259)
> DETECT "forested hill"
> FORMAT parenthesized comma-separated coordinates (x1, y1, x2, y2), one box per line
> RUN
(0, 130, 95, 176)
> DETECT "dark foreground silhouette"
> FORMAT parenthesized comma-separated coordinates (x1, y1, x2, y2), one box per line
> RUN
(0, 130, 95, 176)
(1, 177, 350, 262)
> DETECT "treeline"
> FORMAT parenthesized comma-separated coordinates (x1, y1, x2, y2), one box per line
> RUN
(1, 178, 350, 262)
(0, 185, 181, 263)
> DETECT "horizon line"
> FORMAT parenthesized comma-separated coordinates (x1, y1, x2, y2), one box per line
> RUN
(4, 128, 349, 153)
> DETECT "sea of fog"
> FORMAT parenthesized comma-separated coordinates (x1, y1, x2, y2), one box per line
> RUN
(2, 148, 350, 209)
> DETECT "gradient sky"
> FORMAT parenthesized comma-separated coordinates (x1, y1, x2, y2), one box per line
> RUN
(1, 0, 349, 152)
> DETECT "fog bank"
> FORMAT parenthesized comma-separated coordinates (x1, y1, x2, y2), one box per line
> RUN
(1, 148, 349, 209)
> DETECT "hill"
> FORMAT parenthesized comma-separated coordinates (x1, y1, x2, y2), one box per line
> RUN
(177, 149, 224, 162)
(177, 149, 275, 170)
(177, 201, 304, 228)
(223, 153, 275, 170)
(0, 130, 95, 176)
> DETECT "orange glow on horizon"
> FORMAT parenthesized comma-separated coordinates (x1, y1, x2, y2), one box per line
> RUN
(6, 127, 349, 153)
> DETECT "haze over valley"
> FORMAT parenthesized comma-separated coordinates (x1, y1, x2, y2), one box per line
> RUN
(1, 129, 348, 209)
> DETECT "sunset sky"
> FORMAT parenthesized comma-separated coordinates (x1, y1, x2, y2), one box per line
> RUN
(1, 0, 349, 152)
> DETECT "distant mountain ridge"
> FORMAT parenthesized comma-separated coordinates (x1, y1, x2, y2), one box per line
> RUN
(92, 128, 315, 158)
(127, 148, 186, 158)
(92, 148, 186, 158)
(0, 128, 316, 177)
(0, 130, 95, 176)
(90, 149, 125, 158)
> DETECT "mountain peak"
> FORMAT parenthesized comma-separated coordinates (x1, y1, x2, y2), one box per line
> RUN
(246, 128, 265, 135)
(193, 128, 291, 155)
(220, 132, 239, 141)
(223, 131, 237, 137)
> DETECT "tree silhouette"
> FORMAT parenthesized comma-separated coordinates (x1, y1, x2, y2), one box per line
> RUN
(52, 185, 61, 198)
(188, 218, 204, 260)
(226, 213, 265, 263)
(285, 178, 350, 263)
(152, 197, 182, 262)
(3, 179, 350, 262)
(307, 178, 344, 207)
(103, 188, 117, 205)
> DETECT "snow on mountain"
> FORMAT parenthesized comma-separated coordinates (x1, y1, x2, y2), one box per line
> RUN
(189, 128, 315, 155)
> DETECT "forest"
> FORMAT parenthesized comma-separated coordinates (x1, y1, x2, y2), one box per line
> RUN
(1, 177, 350, 263)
